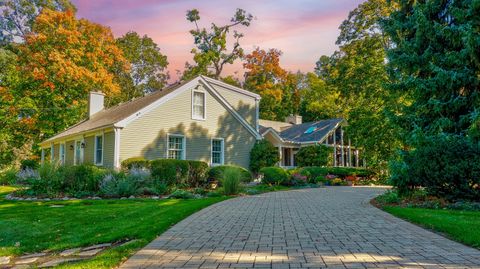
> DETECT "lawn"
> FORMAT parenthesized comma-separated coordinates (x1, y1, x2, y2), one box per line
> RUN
(383, 206, 480, 249)
(0, 186, 228, 268)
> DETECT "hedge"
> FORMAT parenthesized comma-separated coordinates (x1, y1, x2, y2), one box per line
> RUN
(208, 165, 252, 183)
(150, 159, 208, 187)
(260, 166, 289, 185)
(299, 166, 373, 182)
(121, 157, 150, 170)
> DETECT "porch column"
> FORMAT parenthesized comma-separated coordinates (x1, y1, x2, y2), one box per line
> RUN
(278, 146, 282, 166)
(348, 139, 352, 167)
(356, 150, 359, 167)
(333, 132, 337, 166)
(290, 148, 294, 167)
(41, 148, 45, 164)
(341, 128, 344, 167)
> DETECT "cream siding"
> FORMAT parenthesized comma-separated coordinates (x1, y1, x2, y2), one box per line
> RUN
(103, 131, 115, 168)
(65, 140, 74, 166)
(209, 84, 257, 129)
(53, 144, 60, 161)
(83, 136, 95, 164)
(120, 85, 256, 168)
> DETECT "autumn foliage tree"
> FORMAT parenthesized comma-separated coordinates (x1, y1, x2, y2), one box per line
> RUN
(17, 8, 129, 142)
(244, 48, 292, 120)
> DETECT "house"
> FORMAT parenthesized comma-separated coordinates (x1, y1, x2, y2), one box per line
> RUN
(39, 76, 262, 169)
(39, 75, 363, 170)
(259, 116, 364, 168)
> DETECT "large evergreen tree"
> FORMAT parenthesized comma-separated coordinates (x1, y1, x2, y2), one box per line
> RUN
(384, 0, 480, 141)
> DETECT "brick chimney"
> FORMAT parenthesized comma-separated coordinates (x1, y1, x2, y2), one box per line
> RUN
(88, 91, 104, 117)
(285, 114, 302, 125)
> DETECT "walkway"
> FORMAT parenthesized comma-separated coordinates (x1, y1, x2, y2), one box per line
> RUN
(120, 187, 480, 268)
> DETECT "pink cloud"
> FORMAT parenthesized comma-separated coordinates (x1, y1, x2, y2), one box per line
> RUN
(72, 0, 364, 81)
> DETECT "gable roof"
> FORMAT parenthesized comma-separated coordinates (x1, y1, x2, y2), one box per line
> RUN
(259, 118, 345, 144)
(42, 76, 261, 144)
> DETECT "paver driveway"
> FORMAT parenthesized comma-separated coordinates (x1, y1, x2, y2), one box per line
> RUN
(120, 187, 480, 269)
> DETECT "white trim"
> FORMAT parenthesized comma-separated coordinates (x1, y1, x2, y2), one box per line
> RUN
(59, 143, 66, 165)
(201, 75, 261, 100)
(115, 78, 200, 128)
(255, 99, 260, 132)
(166, 133, 186, 160)
(114, 128, 121, 169)
(50, 143, 54, 162)
(210, 138, 224, 166)
(198, 78, 263, 140)
(191, 89, 206, 121)
(94, 132, 104, 166)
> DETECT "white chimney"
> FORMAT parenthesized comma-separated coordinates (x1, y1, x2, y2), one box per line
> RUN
(286, 114, 302, 125)
(88, 91, 104, 117)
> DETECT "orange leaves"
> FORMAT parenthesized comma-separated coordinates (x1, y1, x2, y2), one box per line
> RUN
(244, 48, 288, 101)
(18, 8, 129, 102)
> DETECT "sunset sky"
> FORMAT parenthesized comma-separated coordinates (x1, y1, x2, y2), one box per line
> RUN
(71, 0, 364, 81)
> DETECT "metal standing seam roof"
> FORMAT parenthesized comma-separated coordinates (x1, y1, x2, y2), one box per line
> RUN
(260, 118, 345, 144)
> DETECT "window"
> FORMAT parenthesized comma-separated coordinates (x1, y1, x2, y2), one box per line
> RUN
(167, 135, 185, 160)
(192, 91, 205, 120)
(211, 139, 224, 165)
(59, 143, 65, 165)
(95, 135, 103, 165)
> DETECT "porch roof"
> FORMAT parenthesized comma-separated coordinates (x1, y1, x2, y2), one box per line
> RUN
(260, 118, 345, 144)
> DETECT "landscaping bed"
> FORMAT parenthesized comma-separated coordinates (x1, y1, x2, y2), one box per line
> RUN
(374, 190, 480, 250)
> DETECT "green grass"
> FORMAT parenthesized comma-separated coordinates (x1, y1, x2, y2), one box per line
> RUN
(0, 186, 228, 268)
(244, 184, 292, 194)
(383, 206, 480, 249)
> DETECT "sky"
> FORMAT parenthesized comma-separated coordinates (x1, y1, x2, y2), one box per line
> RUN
(71, 0, 364, 82)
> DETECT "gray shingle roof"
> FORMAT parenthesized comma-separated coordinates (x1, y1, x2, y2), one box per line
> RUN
(260, 118, 344, 143)
(44, 81, 187, 142)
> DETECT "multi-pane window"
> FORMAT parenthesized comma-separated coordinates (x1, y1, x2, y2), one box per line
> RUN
(192, 91, 205, 119)
(168, 135, 185, 160)
(50, 144, 55, 161)
(95, 135, 103, 165)
(211, 139, 224, 165)
(59, 144, 65, 164)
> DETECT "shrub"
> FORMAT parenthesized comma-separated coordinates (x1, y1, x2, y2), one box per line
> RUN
(20, 159, 39, 170)
(221, 167, 242, 195)
(60, 164, 107, 194)
(0, 168, 18, 185)
(209, 165, 252, 184)
(289, 173, 307, 186)
(375, 190, 400, 204)
(169, 189, 194, 199)
(331, 178, 346, 186)
(206, 191, 222, 197)
(150, 159, 189, 186)
(298, 166, 373, 182)
(29, 162, 63, 197)
(121, 157, 150, 170)
(249, 140, 279, 174)
(390, 135, 480, 201)
(16, 168, 39, 185)
(260, 167, 289, 185)
(187, 161, 209, 187)
(99, 172, 141, 198)
(295, 145, 332, 167)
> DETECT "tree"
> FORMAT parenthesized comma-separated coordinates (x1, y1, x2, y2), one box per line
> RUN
(383, 0, 480, 141)
(243, 48, 292, 120)
(16, 9, 129, 143)
(295, 145, 333, 167)
(0, 0, 76, 44)
(249, 140, 279, 174)
(311, 0, 402, 171)
(182, 8, 253, 80)
(300, 72, 341, 122)
(115, 31, 169, 102)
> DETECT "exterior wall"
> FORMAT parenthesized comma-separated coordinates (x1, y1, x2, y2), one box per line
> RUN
(120, 84, 257, 168)
(103, 131, 115, 168)
(83, 136, 95, 164)
(65, 140, 75, 166)
(209, 83, 257, 129)
(53, 144, 60, 161)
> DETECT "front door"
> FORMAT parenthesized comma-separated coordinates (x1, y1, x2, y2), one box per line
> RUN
(283, 148, 291, 167)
